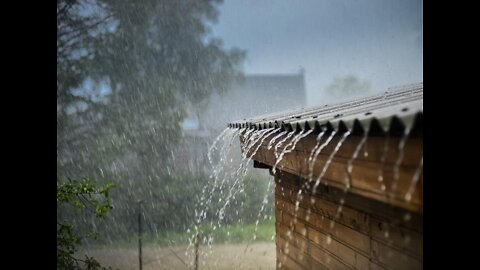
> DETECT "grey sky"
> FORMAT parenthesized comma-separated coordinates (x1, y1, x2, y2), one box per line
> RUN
(211, 0, 423, 106)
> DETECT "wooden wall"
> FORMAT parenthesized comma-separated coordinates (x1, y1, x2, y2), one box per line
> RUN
(248, 132, 423, 212)
(274, 170, 422, 270)
(241, 130, 423, 269)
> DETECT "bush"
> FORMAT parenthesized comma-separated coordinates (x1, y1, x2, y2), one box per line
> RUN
(57, 177, 116, 269)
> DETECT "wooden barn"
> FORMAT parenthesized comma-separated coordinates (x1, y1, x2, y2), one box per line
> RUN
(228, 83, 423, 270)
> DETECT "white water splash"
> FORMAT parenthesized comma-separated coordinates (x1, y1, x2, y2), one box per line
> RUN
(345, 129, 369, 190)
(404, 156, 423, 201)
(391, 128, 411, 197)
(267, 130, 287, 150)
(312, 131, 350, 193)
(272, 129, 313, 174)
(273, 130, 296, 159)
(307, 131, 326, 182)
(378, 135, 390, 192)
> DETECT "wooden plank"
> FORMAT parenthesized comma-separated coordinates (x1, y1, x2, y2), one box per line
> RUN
(307, 227, 368, 270)
(276, 171, 423, 233)
(309, 240, 352, 270)
(278, 231, 350, 270)
(305, 225, 370, 269)
(371, 240, 422, 270)
(370, 262, 387, 270)
(277, 235, 327, 269)
(273, 165, 423, 270)
(258, 150, 421, 212)
(252, 132, 423, 167)
(370, 217, 423, 259)
(280, 204, 371, 255)
(277, 236, 309, 268)
(248, 132, 423, 212)
(275, 204, 283, 224)
(275, 182, 371, 234)
(261, 144, 422, 211)
(277, 250, 305, 270)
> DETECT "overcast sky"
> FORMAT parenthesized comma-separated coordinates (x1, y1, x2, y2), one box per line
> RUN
(211, 0, 423, 106)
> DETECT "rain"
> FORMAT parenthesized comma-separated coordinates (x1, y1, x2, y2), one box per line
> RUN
(57, 1, 423, 269)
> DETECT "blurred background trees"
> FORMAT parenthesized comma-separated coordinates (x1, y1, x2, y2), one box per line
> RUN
(57, 0, 250, 240)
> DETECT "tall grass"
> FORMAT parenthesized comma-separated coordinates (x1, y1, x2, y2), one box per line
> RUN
(86, 220, 276, 248)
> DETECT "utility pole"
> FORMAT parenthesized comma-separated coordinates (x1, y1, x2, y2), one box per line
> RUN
(138, 200, 143, 270)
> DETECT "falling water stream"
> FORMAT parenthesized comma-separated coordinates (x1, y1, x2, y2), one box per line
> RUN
(312, 131, 351, 194)
(217, 128, 277, 217)
(267, 131, 288, 150)
(405, 156, 423, 202)
(378, 134, 390, 192)
(189, 122, 421, 268)
(327, 129, 369, 232)
(307, 131, 326, 182)
(345, 129, 369, 190)
(272, 129, 313, 174)
(283, 130, 352, 250)
(187, 127, 281, 265)
(391, 127, 411, 200)
(288, 131, 336, 230)
(273, 131, 296, 160)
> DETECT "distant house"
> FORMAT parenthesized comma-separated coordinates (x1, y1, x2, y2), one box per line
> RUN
(174, 71, 307, 172)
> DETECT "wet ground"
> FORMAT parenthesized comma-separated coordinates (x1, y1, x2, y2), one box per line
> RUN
(82, 242, 276, 270)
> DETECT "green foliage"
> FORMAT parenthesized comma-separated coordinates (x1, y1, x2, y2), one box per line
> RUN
(57, 177, 117, 270)
(195, 220, 275, 244)
(325, 74, 371, 99)
(57, 0, 245, 176)
(56, 1, 246, 236)
(78, 171, 274, 244)
(89, 220, 275, 248)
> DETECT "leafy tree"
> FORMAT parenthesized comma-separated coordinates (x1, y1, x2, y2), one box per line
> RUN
(325, 74, 371, 100)
(57, 177, 116, 269)
(57, 0, 245, 236)
(57, 0, 245, 179)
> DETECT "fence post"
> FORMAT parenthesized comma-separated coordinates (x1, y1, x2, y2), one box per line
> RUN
(194, 234, 200, 270)
(138, 200, 143, 270)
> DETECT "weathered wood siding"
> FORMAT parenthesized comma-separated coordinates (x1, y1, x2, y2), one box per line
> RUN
(243, 131, 423, 270)
(248, 133, 423, 212)
(274, 171, 422, 270)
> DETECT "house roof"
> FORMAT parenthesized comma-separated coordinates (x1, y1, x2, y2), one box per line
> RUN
(227, 82, 423, 136)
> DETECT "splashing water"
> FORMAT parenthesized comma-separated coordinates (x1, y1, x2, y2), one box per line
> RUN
(327, 129, 369, 231)
(199, 128, 243, 224)
(290, 131, 335, 225)
(285, 131, 351, 253)
(404, 156, 423, 202)
(207, 127, 231, 166)
(283, 129, 313, 155)
(391, 128, 411, 198)
(273, 131, 296, 159)
(307, 131, 326, 182)
(345, 129, 369, 190)
(216, 128, 276, 225)
(378, 134, 390, 192)
(309, 131, 337, 182)
(272, 129, 313, 174)
(312, 131, 351, 194)
(223, 128, 280, 208)
(244, 179, 274, 253)
(190, 127, 265, 263)
(267, 130, 287, 150)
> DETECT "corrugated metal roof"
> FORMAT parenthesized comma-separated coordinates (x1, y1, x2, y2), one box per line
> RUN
(227, 82, 423, 135)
